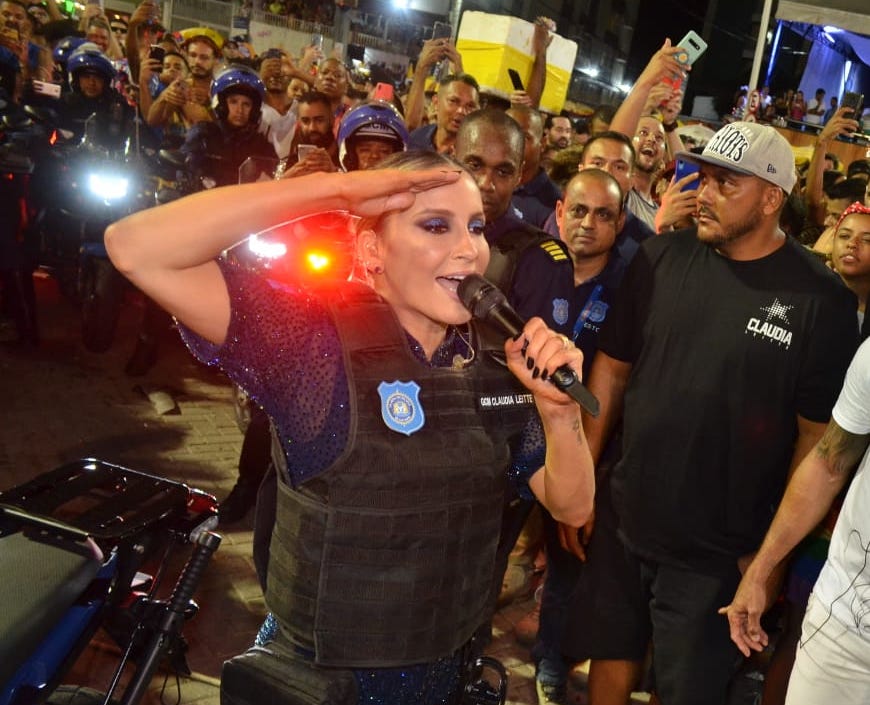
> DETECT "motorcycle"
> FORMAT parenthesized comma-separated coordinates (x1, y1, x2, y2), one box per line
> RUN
(0, 458, 221, 705)
(25, 108, 165, 353)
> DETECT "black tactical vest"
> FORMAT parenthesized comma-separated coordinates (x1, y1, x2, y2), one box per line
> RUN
(265, 284, 533, 668)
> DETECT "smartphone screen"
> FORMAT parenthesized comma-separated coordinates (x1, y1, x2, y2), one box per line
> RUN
(297, 144, 317, 161)
(149, 44, 165, 62)
(311, 33, 323, 50)
(842, 92, 864, 116)
(432, 21, 452, 40)
(508, 68, 524, 92)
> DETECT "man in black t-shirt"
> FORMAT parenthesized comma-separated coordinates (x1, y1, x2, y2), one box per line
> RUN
(581, 122, 857, 705)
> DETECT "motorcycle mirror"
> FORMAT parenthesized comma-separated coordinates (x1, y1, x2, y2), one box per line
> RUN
(23, 103, 58, 125)
(158, 148, 186, 168)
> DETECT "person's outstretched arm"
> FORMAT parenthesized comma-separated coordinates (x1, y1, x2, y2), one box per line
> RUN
(805, 108, 860, 225)
(610, 39, 684, 139)
(719, 415, 868, 656)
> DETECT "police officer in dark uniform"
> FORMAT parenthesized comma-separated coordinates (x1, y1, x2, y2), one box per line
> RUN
(56, 47, 133, 149)
(181, 64, 277, 188)
(454, 108, 575, 617)
(454, 108, 573, 335)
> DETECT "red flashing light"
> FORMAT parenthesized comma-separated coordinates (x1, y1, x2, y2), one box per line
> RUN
(305, 250, 332, 272)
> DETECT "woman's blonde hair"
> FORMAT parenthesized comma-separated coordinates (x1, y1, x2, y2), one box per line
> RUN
(355, 150, 467, 235)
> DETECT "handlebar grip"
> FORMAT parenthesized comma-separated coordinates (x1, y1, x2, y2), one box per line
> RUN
(167, 530, 221, 616)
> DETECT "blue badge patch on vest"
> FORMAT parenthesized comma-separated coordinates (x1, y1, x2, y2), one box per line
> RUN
(552, 298, 569, 326)
(378, 381, 425, 436)
(587, 300, 609, 324)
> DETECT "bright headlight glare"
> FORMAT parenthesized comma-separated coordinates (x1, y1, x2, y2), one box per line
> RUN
(248, 234, 287, 259)
(88, 173, 129, 200)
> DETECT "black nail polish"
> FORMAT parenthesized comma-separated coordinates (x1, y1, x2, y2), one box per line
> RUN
(541, 369, 549, 382)
(532, 367, 540, 379)
(521, 339, 529, 357)
(527, 357, 535, 370)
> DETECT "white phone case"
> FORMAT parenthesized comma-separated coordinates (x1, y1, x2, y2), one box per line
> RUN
(675, 30, 707, 66)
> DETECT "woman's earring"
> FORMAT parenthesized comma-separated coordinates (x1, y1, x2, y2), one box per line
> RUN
(367, 263, 383, 275)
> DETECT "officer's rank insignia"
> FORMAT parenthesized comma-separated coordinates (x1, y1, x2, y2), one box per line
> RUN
(552, 298, 569, 326)
(378, 381, 425, 436)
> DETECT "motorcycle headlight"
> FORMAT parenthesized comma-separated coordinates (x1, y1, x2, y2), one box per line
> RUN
(247, 234, 287, 260)
(87, 172, 130, 201)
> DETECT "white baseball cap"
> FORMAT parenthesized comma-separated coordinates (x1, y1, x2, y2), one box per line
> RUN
(677, 121, 797, 193)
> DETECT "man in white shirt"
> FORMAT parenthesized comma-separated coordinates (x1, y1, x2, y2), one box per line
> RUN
(805, 88, 826, 125)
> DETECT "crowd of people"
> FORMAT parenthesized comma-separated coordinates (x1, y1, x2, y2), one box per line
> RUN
(3, 2, 870, 704)
(731, 83, 869, 130)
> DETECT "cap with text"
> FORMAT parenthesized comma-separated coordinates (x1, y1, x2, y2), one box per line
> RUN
(677, 121, 796, 193)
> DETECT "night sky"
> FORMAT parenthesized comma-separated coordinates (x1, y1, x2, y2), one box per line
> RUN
(632, 0, 767, 113)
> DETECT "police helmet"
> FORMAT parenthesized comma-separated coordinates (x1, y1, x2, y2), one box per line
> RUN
(337, 101, 409, 171)
(52, 36, 88, 66)
(211, 64, 265, 126)
(67, 48, 116, 93)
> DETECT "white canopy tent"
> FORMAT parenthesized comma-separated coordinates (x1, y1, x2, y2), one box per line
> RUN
(777, 0, 870, 37)
(749, 0, 870, 94)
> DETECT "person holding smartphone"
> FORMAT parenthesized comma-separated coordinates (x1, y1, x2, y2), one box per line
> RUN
(403, 34, 463, 132)
(139, 48, 189, 146)
(257, 48, 295, 159)
(280, 90, 338, 179)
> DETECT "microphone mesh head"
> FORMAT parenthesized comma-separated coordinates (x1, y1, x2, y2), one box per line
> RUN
(457, 274, 505, 319)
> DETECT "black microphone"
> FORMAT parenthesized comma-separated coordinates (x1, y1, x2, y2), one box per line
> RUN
(458, 274, 600, 417)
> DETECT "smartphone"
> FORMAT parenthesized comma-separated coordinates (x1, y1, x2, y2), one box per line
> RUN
(432, 21, 452, 40)
(311, 33, 323, 50)
(32, 80, 62, 99)
(674, 157, 700, 192)
(373, 82, 394, 102)
(297, 144, 317, 161)
(674, 30, 707, 66)
(661, 31, 707, 99)
(842, 91, 864, 117)
(508, 68, 525, 92)
(148, 44, 166, 62)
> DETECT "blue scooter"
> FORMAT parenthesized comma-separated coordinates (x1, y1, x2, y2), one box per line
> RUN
(0, 459, 220, 705)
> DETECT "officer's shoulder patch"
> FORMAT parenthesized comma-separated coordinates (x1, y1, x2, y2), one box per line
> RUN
(538, 239, 569, 262)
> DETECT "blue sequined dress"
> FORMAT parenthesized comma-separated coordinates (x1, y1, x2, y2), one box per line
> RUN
(182, 261, 546, 704)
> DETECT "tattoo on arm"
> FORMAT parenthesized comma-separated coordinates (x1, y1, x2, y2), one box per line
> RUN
(815, 421, 870, 478)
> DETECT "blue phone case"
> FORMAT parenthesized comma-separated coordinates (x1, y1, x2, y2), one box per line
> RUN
(675, 158, 700, 191)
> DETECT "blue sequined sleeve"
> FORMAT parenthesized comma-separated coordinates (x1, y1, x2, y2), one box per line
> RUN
(508, 414, 546, 501)
(179, 259, 350, 484)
